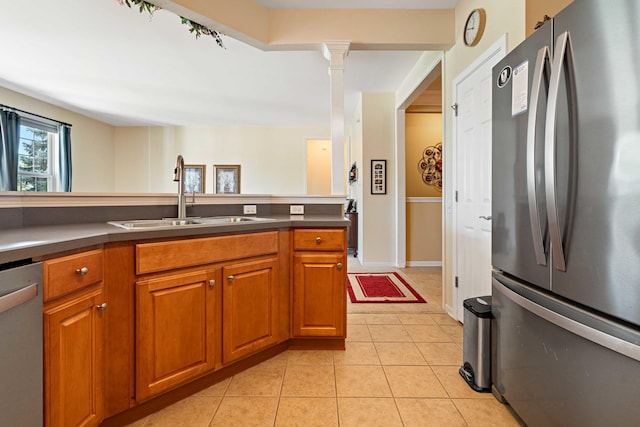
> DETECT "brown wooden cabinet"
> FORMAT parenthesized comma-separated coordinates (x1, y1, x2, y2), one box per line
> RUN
(44, 227, 345, 423)
(292, 229, 346, 337)
(43, 250, 105, 427)
(222, 257, 279, 363)
(135, 268, 219, 401)
(133, 231, 283, 399)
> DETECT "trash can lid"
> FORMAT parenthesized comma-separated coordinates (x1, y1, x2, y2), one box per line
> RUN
(463, 296, 492, 318)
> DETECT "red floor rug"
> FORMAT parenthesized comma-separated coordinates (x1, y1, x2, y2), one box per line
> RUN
(347, 272, 426, 303)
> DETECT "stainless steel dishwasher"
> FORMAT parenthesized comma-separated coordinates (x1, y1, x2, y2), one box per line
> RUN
(0, 260, 43, 426)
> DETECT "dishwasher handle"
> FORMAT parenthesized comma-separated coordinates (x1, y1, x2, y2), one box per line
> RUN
(0, 284, 38, 315)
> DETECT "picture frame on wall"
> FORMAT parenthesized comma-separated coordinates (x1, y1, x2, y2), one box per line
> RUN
(371, 159, 387, 195)
(214, 164, 241, 194)
(184, 165, 205, 194)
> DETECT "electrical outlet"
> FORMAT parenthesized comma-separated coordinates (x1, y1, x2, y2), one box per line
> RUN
(243, 204, 257, 215)
(290, 205, 304, 215)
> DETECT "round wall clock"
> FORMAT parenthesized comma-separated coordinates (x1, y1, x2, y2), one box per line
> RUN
(463, 8, 486, 47)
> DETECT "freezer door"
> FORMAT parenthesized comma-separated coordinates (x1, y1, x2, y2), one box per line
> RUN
(491, 21, 552, 289)
(492, 273, 640, 427)
(549, 0, 640, 325)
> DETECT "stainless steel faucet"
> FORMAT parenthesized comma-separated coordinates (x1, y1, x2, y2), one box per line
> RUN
(173, 154, 187, 219)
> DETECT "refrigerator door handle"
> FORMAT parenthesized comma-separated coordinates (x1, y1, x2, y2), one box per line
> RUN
(545, 31, 573, 272)
(493, 278, 640, 363)
(527, 45, 551, 266)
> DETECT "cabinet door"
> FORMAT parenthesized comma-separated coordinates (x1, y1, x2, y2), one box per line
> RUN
(293, 252, 346, 337)
(136, 269, 218, 400)
(222, 257, 279, 363)
(44, 289, 104, 427)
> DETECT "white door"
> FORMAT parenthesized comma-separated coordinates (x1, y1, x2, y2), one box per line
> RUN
(453, 37, 506, 321)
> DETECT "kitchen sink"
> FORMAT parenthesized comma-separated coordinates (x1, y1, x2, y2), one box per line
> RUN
(108, 216, 274, 230)
(196, 216, 272, 224)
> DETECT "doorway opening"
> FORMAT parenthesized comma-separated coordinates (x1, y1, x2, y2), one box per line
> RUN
(306, 139, 332, 195)
(405, 74, 443, 268)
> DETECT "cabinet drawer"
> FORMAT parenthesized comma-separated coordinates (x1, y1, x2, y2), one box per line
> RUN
(294, 229, 345, 251)
(136, 231, 279, 275)
(43, 249, 104, 301)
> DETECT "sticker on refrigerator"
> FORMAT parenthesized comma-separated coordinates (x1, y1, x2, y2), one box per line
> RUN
(511, 60, 528, 116)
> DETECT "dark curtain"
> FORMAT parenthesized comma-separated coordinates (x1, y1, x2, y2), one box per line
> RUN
(0, 110, 20, 191)
(58, 124, 72, 192)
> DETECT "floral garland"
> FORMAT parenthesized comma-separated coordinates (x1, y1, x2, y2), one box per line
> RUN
(117, 0, 225, 48)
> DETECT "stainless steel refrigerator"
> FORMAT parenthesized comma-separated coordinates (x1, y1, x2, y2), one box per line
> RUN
(491, 1, 640, 425)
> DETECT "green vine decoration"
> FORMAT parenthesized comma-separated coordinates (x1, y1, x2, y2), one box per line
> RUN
(118, 0, 225, 48)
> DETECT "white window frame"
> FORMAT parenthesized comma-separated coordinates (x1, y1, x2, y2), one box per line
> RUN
(17, 117, 60, 192)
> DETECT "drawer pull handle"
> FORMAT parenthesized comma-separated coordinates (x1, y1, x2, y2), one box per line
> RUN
(76, 267, 89, 276)
(316, 237, 322, 244)
(209, 279, 216, 287)
(228, 276, 234, 283)
(337, 263, 343, 270)
(96, 303, 107, 311)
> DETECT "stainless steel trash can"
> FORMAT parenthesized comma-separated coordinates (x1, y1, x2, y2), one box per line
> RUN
(459, 296, 492, 392)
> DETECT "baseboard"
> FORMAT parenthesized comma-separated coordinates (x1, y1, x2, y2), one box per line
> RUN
(445, 303, 457, 320)
(406, 261, 442, 267)
(357, 261, 397, 268)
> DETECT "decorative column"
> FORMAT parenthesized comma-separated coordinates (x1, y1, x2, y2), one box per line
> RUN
(323, 41, 350, 195)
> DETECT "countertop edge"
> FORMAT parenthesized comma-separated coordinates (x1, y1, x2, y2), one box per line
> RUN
(0, 216, 350, 265)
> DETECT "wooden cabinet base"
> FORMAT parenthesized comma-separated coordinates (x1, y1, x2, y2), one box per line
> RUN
(288, 338, 346, 350)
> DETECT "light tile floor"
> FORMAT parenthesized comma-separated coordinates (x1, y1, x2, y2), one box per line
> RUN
(126, 257, 523, 426)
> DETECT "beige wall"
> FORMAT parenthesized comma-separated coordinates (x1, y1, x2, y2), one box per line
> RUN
(407, 201, 442, 264)
(2, 84, 330, 195)
(441, 0, 527, 312)
(393, 0, 526, 290)
(358, 92, 397, 266)
(167, 0, 455, 50)
(0, 86, 116, 192)
(405, 113, 442, 198)
(526, 0, 573, 37)
(114, 125, 330, 194)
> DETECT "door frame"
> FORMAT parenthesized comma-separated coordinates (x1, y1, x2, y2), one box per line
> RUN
(395, 53, 444, 269)
(450, 35, 507, 321)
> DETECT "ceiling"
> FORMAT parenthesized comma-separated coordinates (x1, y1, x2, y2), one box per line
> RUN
(0, 0, 455, 127)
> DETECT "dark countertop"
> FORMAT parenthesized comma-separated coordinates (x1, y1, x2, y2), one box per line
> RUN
(0, 215, 350, 265)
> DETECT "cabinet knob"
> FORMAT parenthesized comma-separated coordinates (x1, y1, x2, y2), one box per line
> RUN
(76, 266, 89, 276)
(96, 303, 107, 311)
(209, 279, 216, 287)
(337, 263, 343, 270)
(316, 237, 322, 244)
(228, 275, 234, 283)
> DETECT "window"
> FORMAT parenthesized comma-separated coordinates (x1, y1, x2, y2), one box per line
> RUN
(0, 106, 71, 192)
(17, 118, 59, 192)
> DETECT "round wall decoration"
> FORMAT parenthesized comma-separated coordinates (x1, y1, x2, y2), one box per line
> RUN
(418, 143, 443, 191)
